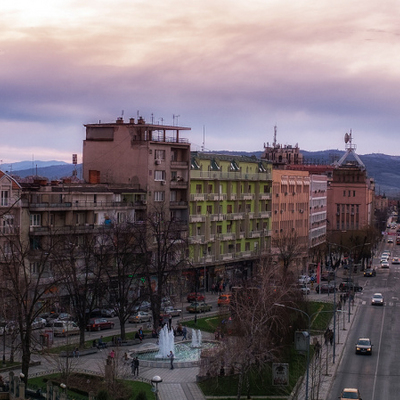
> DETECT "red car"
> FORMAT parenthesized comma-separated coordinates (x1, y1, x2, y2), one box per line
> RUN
(187, 292, 205, 302)
(86, 318, 115, 331)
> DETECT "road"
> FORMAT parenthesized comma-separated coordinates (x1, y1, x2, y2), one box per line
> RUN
(328, 235, 400, 400)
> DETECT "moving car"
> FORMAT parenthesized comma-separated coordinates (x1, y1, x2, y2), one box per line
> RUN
(100, 308, 116, 318)
(128, 311, 152, 323)
(388, 237, 394, 244)
(355, 337, 372, 355)
(160, 306, 182, 318)
(392, 257, 400, 264)
(53, 321, 80, 337)
(381, 260, 390, 268)
(217, 294, 232, 306)
(371, 293, 384, 306)
(186, 302, 212, 313)
(86, 318, 115, 331)
(339, 282, 363, 292)
(133, 301, 151, 312)
(363, 268, 376, 277)
(31, 317, 46, 330)
(339, 388, 362, 400)
(187, 292, 205, 302)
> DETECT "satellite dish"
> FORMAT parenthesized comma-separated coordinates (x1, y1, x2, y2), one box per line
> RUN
(344, 133, 349, 143)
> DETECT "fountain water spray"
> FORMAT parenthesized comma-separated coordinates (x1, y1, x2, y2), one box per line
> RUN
(156, 325, 175, 358)
(191, 329, 202, 347)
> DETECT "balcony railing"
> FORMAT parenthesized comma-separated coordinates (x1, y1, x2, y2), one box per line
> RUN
(190, 170, 271, 181)
(189, 215, 206, 223)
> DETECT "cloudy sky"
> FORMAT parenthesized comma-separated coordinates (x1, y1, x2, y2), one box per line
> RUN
(1, 0, 400, 163)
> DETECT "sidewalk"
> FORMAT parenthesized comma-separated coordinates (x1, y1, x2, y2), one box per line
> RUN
(6, 287, 359, 400)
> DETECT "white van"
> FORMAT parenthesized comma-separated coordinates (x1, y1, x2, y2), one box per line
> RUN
(53, 320, 80, 337)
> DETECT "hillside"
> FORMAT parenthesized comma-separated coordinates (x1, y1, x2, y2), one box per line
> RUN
(3, 151, 399, 197)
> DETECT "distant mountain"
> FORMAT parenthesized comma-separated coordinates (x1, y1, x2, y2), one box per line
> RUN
(4, 151, 400, 197)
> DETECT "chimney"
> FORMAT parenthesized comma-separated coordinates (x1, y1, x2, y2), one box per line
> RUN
(116, 117, 124, 124)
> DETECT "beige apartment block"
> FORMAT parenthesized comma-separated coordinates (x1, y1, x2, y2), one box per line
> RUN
(82, 117, 191, 221)
(271, 169, 310, 270)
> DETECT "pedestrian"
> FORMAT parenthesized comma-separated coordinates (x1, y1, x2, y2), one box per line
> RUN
(340, 294, 343, 303)
(182, 326, 187, 340)
(315, 340, 321, 357)
(109, 349, 115, 359)
(168, 350, 174, 369)
(73, 347, 79, 358)
(329, 330, 334, 346)
(211, 283, 215, 294)
(324, 328, 329, 345)
(131, 356, 139, 376)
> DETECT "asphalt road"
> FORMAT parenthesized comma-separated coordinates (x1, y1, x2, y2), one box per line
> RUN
(328, 238, 400, 400)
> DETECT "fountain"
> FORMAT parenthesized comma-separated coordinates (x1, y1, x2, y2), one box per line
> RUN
(156, 325, 175, 358)
(130, 325, 221, 368)
(191, 329, 202, 348)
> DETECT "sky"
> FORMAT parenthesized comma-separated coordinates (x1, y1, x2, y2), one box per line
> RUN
(1, 0, 400, 164)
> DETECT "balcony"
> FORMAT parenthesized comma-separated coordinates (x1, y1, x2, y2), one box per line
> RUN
(258, 211, 271, 219)
(190, 170, 272, 181)
(227, 193, 237, 200)
(207, 194, 227, 201)
(210, 214, 227, 222)
(189, 235, 205, 244)
(28, 201, 137, 210)
(189, 215, 206, 223)
(190, 193, 206, 201)
(226, 213, 243, 220)
(220, 232, 236, 241)
(258, 193, 271, 200)
(240, 193, 254, 200)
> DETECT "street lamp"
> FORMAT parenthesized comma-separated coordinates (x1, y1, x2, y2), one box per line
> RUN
(151, 375, 162, 400)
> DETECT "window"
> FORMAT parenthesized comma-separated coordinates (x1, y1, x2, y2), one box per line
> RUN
(155, 150, 165, 160)
(170, 191, 177, 202)
(117, 212, 126, 223)
(154, 170, 166, 181)
(1, 190, 9, 206)
(154, 191, 165, 202)
(30, 214, 41, 226)
(217, 225, 222, 234)
(227, 204, 233, 214)
(196, 205, 202, 214)
(206, 205, 212, 214)
(196, 184, 202, 194)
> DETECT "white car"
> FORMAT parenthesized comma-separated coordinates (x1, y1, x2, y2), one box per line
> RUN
(381, 260, 390, 268)
(339, 388, 362, 400)
(392, 257, 400, 264)
(128, 311, 152, 323)
(371, 293, 384, 306)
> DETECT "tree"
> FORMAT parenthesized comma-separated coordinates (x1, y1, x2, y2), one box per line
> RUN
(0, 230, 64, 383)
(99, 221, 144, 340)
(131, 203, 189, 328)
(221, 263, 299, 400)
(273, 230, 304, 276)
(52, 229, 106, 348)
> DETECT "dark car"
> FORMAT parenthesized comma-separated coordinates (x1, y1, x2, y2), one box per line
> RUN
(187, 292, 205, 302)
(363, 268, 376, 277)
(339, 282, 363, 292)
(86, 318, 115, 331)
(355, 337, 372, 355)
(315, 284, 336, 294)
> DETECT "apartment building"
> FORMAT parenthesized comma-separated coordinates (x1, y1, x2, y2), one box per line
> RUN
(82, 117, 191, 222)
(189, 153, 272, 288)
(327, 134, 375, 236)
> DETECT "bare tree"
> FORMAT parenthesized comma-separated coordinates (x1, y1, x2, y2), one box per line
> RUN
(99, 221, 144, 340)
(273, 230, 304, 276)
(131, 203, 189, 328)
(0, 230, 64, 383)
(52, 230, 106, 348)
(222, 263, 299, 400)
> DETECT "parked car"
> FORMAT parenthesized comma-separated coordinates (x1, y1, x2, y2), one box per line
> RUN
(355, 337, 372, 355)
(53, 321, 80, 337)
(339, 282, 363, 292)
(217, 294, 231, 306)
(100, 308, 116, 318)
(186, 302, 212, 313)
(363, 268, 376, 277)
(86, 318, 115, 331)
(187, 292, 205, 302)
(160, 306, 182, 318)
(339, 388, 362, 400)
(297, 285, 311, 295)
(392, 257, 400, 264)
(315, 284, 336, 294)
(371, 293, 384, 306)
(129, 311, 152, 324)
(388, 237, 394, 243)
(320, 272, 335, 281)
(133, 301, 151, 312)
(298, 275, 311, 284)
(31, 317, 46, 330)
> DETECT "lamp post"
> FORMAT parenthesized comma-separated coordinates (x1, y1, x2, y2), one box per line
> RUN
(151, 375, 162, 400)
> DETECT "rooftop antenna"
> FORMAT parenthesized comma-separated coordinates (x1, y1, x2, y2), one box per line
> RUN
(151, 113, 154, 124)
(137, 110, 140, 119)
(273, 125, 277, 147)
(201, 125, 206, 151)
(121, 110, 124, 117)
(173, 114, 180, 126)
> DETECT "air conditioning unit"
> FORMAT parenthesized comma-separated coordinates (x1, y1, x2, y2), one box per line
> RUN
(155, 159, 161, 165)
(276, 193, 279, 197)
(300, 209, 304, 213)
(142, 200, 147, 205)
(161, 181, 166, 186)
